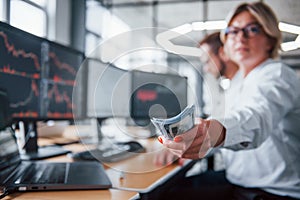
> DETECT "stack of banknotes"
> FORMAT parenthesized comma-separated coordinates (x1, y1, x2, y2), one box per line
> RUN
(151, 105, 195, 140)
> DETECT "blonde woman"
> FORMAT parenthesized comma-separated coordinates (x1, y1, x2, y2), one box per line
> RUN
(159, 2, 300, 199)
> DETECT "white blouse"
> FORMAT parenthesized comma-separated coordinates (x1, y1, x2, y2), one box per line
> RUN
(217, 59, 300, 198)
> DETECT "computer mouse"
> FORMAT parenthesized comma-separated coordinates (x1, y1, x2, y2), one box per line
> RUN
(117, 141, 146, 153)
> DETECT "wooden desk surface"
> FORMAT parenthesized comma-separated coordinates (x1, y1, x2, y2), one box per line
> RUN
(2, 125, 188, 200)
(3, 189, 137, 200)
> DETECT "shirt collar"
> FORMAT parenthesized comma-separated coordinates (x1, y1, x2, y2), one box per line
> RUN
(243, 58, 274, 82)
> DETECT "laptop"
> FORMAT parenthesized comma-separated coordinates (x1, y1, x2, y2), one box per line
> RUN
(0, 129, 112, 192)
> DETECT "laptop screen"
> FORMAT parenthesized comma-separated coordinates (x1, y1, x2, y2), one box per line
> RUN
(0, 129, 21, 170)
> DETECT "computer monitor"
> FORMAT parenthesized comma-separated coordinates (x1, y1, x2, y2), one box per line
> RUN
(0, 22, 42, 120)
(0, 88, 12, 131)
(0, 22, 83, 159)
(86, 58, 131, 119)
(44, 40, 85, 120)
(130, 70, 188, 125)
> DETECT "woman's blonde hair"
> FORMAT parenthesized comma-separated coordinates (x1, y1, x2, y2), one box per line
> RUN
(220, 2, 282, 58)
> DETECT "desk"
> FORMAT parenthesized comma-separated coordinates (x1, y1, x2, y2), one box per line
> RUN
(2, 126, 195, 200)
(2, 189, 137, 200)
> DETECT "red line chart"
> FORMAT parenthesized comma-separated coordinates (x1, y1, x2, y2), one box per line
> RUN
(47, 84, 72, 110)
(10, 80, 39, 109)
(48, 51, 77, 76)
(0, 64, 40, 79)
(0, 31, 41, 71)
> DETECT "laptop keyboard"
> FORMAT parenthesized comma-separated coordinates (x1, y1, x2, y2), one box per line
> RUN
(19, 163, 66, 184)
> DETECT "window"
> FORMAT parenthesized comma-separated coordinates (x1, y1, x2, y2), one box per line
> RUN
(85, 0, 168, 70)
(85, 0, 130, 60)
(9, 0, 48, 37)
(0, 1, 6, 22)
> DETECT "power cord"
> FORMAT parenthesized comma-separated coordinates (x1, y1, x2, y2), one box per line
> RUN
(0, 186, 17, 199)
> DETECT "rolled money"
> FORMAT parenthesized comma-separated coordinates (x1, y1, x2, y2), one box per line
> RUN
(151, 105, 195, 140)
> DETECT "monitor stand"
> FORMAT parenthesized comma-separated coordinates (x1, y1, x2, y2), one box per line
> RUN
(18, 121, 71, 160)
(96, 118, 106, 141)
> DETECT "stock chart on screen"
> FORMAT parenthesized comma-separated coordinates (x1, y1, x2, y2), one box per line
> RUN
(0, 23, 42, 119)
(45, 43, 83, 119)
(0, 22, 84, 120)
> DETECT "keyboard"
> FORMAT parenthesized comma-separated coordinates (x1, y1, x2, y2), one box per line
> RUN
(16, 163, 66, 184)
(71, 141, 145, 163)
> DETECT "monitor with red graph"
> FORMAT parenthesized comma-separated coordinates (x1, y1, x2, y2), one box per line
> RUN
(130, 70, 188, 124)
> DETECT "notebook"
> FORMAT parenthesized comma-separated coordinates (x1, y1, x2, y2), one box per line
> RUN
(0, 129, 112, 192)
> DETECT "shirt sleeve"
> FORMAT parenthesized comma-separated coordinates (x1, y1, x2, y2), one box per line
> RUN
(214, 62, 300, 150)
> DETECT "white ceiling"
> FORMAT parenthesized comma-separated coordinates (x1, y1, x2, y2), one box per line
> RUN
(107, 0, 300, 28)
(108, 0, 300, 42)
(96, 0, 300, 65)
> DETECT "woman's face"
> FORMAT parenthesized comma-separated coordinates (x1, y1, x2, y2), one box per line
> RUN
(224, 11, 272, 70)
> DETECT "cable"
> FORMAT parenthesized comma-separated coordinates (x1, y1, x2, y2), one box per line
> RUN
(0, 186, 17, 199)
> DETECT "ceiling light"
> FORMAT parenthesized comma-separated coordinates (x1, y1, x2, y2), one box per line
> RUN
(191, 22, 205, 31)
(204, 20, 227, 30)
(281, 41, 299, 52)
(157, 21, 300, 56)
(279, 22, 300, 34)
(192, 20, 226, 31)
(171, 23, 192, 34)
(295, 35, 300, 43)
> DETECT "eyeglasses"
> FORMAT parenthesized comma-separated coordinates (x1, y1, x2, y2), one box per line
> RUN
(224, 23, 262, 39)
